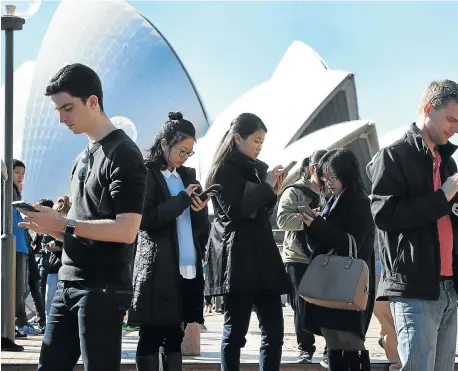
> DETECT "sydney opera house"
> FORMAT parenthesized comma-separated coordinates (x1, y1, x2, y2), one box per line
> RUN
(2, 0, 381, 203)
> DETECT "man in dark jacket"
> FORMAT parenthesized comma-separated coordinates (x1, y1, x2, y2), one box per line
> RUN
(367, 80, 458, 371)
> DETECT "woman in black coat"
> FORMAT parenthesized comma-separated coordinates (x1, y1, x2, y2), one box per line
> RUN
(129, 112, 210, 371)
(205, 113, 291, 371)
(301, 148, 375, 371)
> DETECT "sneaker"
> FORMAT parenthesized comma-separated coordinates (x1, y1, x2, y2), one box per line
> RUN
(320, 352, 329, 369)
(298, 350, 313, 364)
(18, 325, 40, 335)
(37, 324, 46, 335)
(1, 337, 24, 352)
(29, 315, 40, 325)
(15, 328, 27, 338)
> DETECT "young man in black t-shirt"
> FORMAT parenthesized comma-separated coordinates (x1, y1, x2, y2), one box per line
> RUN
(18, 64, 146, 371)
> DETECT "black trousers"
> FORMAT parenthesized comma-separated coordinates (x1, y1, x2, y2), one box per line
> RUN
(137, 325, 185, 356)
(286, 263, 316, 354)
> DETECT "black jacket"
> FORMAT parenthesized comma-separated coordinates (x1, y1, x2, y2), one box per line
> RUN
(304, 188, 376, 338)
(367, 123, 458, 300)
(204, 149, 290, 296)
(41, 235, 63, 275)
(129, 164, 209, 326)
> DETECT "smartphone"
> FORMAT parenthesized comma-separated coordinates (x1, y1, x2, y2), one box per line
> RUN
(198, 184, 223, 200)
(12, 201, 40, 213)
(297, 203, 315, 218)
(280, 160, 297, 175)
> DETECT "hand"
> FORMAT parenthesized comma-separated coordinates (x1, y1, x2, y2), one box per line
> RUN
(442, 173, 458, 201)
(265, 165, 283, 188)
(47, 240, 60, 252)
(300, 210, 319, 227)
(273, 171, 288, 195)
(191, 194, 209, 212)
(185, 184, 201, 197)
(18, 204, 66, 234)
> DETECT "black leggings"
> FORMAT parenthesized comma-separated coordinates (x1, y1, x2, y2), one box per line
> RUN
(136, 325, 185, 356)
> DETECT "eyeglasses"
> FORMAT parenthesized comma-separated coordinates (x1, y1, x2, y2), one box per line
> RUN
(78, 148, 90, 181)
(175, 147, 194, 158)
(321, 174, 338, 183)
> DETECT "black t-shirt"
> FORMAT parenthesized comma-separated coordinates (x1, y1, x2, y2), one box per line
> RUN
(59, 129, 146, 289)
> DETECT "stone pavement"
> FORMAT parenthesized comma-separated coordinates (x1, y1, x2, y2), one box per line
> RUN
(2, 305, 458, 368)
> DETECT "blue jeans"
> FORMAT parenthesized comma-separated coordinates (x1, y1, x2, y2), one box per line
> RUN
(37, 281, 131, 371)
(389, 280, 457, 371)
(221, 293, 284, 371)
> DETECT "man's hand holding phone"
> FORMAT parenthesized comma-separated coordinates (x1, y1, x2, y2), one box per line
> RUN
(298, 204, 319, 227)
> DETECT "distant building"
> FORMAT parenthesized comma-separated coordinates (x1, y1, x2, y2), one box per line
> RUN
(13, 0, 209, 202)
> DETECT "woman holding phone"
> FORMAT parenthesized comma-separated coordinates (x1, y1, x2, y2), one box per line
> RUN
(300, 148, 375, 371)
(205, 113, 291, 371)
(129, 112, 210, 371)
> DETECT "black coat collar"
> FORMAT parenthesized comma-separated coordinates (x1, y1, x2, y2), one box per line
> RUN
(227, 148, 269, 179)
(406, 123, 457, 159)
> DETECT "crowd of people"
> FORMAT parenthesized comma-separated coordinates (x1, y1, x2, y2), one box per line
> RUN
(2, 62, 458, 371)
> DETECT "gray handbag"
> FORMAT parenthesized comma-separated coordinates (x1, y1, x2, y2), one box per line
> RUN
(298, 234, 369, 311)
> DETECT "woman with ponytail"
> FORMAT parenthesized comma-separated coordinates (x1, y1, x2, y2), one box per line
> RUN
(129, 112, 210, 371)
(205, 113, 291, 371)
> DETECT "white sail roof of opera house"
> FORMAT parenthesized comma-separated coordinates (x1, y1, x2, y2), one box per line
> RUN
(277, 119, 379, 185)
(14, 0, 210, 202)
(188, 41, 359, 185)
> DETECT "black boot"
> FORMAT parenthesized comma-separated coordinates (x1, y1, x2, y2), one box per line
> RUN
(344, 350, 371, 371)
(136, 354, 160, 371)
(1, 337, 24, 352)
(160, 352, 183, 371)
(328, 349, 348, 371)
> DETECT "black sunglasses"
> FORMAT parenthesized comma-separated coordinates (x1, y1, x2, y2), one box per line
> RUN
(78, 148, 90, 182)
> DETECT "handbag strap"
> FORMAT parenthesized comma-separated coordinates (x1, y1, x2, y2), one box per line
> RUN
(347, 233, 357, 259)
(325, 234, 357, 258)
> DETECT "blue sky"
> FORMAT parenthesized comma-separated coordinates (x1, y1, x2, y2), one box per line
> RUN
(5, 1, 458, 137)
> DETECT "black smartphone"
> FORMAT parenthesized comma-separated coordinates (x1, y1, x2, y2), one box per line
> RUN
(11, 201, 39, 213)
(297, 204, 315, 218)
(12, 201, 40, 213)
(198, 184, 223, 200)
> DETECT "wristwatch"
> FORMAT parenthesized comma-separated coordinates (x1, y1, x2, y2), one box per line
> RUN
(64, 219, 77, 235)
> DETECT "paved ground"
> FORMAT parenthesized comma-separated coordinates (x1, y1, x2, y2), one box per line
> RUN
(0, 305, 403, 365)
(3, 304, 458, 366)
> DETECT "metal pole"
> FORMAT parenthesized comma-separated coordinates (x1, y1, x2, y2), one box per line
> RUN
(1, 26, 17, 342)
(1, 12, 25, 344)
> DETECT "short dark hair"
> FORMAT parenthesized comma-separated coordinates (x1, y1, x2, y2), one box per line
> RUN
(13, 159, 25, 170)
(38, 198, 54, 208)
(45, 63, 104, 112)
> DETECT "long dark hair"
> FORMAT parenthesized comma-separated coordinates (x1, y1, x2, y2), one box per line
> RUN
(146, 112, 196, 170)
(205, 113, 267, 188)
(317, 148, 366, 194)
(299, 149, 328, 180)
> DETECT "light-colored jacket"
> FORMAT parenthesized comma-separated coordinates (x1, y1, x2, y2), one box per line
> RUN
(276, 179, 318, 264)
